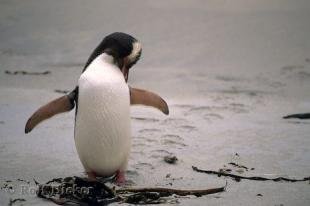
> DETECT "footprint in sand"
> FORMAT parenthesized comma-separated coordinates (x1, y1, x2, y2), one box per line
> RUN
(296, 71, 310, 80)
(203, 113, 224, 121)
(171, 104, 195, 110)
(281, 65, 310, 80)
(160, 118, 189, 126)
(131, 139, 146, 155)
(149, 149, 173, 158)
(281, 65, 305, 72)
(134, 162, 155, 170)
(131, 150, 145, 155)
(185, 105, 230, 115)
(138, 128, 161, 134)
(269, 81, 286, 88)
(185, 104, 249, 120)
(172, 104, 194, 108)
(229, 103, 249, 113)
(132, 142, 147, 148)
(219, 88, 270, 97)
(126, 169, 139, 179)
(186, 106, 211, 114)
(178, 125, 197, 132)
(160, 118, 196, 132)
(161, 134, 183, 141)
(0, 145, 5, 150)
(131, 117, 160, 123)
(132, 135, 158, 147)
(216, 75, 246, 82)
(132, 136, 146, 140)
(160, 134, 186, 147)
(144, 138, 158, 143)
(161, 139, 187, 147)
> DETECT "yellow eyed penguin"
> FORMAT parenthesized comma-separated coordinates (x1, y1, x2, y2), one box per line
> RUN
(25, 32, 169, 184)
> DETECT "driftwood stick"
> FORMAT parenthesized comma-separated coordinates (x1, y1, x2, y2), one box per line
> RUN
(117, 186, 225, 197)
(192, 166, 310, 182)
(283, 113, 310, 119)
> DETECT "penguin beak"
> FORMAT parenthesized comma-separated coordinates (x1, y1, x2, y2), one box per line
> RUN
(121, 65, 129, 82)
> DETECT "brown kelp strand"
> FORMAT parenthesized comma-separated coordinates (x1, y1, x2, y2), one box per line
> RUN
(283, 113, 310, 119)
(36, 176, 225, 205)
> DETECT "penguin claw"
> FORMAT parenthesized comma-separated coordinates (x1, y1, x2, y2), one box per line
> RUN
(114, 170, 126, 186)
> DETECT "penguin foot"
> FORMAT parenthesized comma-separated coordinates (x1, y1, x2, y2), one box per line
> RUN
(114, 170, 126, 185)
(86, 171, 98, 182)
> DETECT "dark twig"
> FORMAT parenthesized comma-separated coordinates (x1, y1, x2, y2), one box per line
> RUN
(192, 166, 310, 182)
(5, 70, 51, 75)
(283, 113, 310, 119)
(16, 178, 30, 184)
(228, 162, 249, 170)
(117, 186, 225, 197)
(54, 89, 70, 94)
(33, 178, 40, 185)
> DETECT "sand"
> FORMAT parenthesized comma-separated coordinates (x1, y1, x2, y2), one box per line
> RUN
(0, 0, 309, 205)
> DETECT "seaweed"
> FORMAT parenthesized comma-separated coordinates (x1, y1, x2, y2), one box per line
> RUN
(8, 198, 26, 206)
(192, 166, 310, 182)
(283, 113, 310, 119)
(36, 176, 225, 205)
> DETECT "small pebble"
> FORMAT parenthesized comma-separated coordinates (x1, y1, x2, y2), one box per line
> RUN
(164, 156, 178, 164)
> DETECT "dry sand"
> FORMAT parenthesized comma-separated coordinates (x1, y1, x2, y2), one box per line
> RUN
(0, 0, 309, 205)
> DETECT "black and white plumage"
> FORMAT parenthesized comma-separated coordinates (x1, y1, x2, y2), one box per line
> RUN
(25, 32, 168, 183)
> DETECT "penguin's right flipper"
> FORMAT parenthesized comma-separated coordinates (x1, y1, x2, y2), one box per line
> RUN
(25, 89, 76, 134)
(130, 87, 169, 115)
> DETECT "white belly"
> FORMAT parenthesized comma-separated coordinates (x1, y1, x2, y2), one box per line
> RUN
(74, 54, 131, 177)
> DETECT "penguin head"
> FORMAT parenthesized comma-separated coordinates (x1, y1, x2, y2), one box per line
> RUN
(84, 32, 142, 82)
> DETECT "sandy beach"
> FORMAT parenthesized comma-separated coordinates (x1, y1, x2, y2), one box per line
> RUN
(0, 0, 309, 205)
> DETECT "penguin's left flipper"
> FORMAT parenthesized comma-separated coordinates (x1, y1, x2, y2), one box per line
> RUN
(25, 91, 76, 134)
(130, 87, 169, 115)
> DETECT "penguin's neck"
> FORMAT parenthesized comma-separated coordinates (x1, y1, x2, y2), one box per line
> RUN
(81, 53, 124, 84)
(90, 53, 115, 69)
(100, 53, 115, 64)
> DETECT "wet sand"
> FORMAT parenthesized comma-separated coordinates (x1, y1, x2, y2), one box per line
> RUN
(1, 0, 310, 205)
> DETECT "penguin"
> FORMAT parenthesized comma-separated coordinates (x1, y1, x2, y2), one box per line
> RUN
(25, 32, 169, 184)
